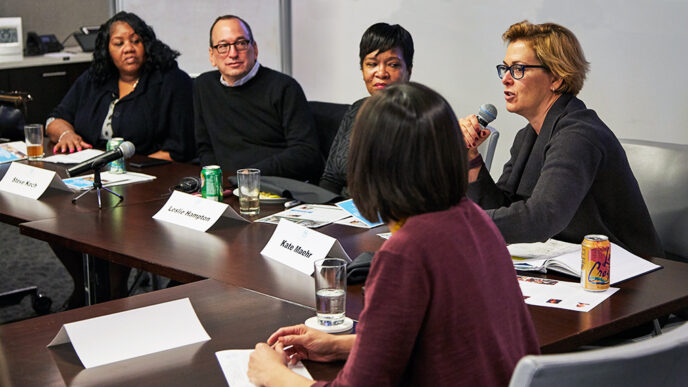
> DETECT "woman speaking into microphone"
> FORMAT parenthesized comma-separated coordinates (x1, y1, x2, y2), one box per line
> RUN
(460, 20, 662, 258)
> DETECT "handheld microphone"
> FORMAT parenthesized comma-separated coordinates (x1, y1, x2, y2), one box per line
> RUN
(477, 103, 498, 130)
(66, 141, 135, 177)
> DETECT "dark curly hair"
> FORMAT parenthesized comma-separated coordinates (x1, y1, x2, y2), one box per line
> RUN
(89, 11, 180, 85)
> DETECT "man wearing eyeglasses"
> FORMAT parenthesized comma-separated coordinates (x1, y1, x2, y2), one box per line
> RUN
(194, 15, 322, 181)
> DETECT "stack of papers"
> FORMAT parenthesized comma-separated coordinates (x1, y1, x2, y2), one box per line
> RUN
(509, 239, 661, 285)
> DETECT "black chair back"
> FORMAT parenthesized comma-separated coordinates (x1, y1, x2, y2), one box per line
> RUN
(308, 101, 350, 160)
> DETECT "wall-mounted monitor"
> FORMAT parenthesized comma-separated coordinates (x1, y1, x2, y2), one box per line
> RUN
(0, 17, 23, 62)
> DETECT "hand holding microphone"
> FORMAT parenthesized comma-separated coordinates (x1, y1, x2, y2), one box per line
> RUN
(459, 103, 497, 149)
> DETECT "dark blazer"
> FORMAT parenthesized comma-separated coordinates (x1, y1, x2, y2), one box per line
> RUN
(467, 93, 664, 258)
(50, 64, 196, 162)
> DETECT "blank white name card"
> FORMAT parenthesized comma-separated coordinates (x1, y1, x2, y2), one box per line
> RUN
(153, 190, 247, 232)
(0, 162, 72, 199)
(261, 218, 351, 275)
(47, 298, 211, 368)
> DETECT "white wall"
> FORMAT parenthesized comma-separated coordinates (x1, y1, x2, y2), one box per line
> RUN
(118, 0, 688, 178)
(119, 0, 281, 77)
(292, 0, 688, 177)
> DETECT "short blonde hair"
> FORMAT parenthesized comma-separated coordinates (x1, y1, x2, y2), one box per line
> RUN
(503, 20, 589, 95)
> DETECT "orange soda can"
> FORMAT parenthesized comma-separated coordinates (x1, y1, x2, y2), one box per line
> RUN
(581, 235, 611, 291)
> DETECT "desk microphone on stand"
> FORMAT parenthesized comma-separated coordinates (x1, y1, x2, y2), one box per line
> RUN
(69, 141, 135, 208)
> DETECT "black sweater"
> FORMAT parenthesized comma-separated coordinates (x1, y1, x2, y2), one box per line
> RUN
(319, 97, 367, 197)
(51, 64, 196, 161)
(193, 66, 322, 181)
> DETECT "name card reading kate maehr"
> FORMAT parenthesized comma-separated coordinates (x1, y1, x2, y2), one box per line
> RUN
(0, 162, 72, 199)
(261, 218, 351, 275)
(153, 190, 247, 232)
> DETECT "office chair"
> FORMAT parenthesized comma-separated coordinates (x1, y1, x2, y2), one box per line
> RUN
(0, 93, 52, 317)
(619, 139, 688, 263)
(477, 126, 500, 171)
(307, 101, 350, 161)
(508, 322, 688, 387)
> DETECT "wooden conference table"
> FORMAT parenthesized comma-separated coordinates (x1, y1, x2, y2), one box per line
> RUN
(0, 279, 341, 385)
(0, 155, 201, 226)
(3, 158, 688, 384)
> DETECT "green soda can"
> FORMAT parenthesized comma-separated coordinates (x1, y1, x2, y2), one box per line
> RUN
(106, 137, 126, 174)
(201, 165, 223, 201)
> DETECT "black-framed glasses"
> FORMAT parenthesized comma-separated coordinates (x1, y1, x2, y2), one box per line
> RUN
(212, 39, 251, 55)
(496, 64, 547, 80)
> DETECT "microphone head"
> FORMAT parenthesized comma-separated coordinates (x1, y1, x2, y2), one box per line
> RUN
(477, 103, 498, 127)
(119, 141, 135, 159)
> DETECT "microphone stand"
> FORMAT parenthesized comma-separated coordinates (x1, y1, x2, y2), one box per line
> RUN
(71, 165, 123, 209)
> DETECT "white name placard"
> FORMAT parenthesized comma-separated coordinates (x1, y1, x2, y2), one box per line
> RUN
(153, 190, 248, 232)
(47, 298, 211, 368)
(0, 162, 72, 199)
(261, 218, 351, 275)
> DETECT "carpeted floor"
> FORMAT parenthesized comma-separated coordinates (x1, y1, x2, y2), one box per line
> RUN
(0, 222, 71, 324)
(0, 222, 162, 325)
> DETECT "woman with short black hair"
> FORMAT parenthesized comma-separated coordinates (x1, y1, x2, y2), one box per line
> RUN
(319, 22, 413, 197)
(248, 82, 539, 387)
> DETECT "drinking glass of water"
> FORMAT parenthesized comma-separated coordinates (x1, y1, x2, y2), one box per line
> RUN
(314, 258, 347, 326)
(236, 168, 260, 215)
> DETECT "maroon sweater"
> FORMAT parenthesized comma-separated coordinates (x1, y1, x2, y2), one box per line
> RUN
(314, 198, 539, 386)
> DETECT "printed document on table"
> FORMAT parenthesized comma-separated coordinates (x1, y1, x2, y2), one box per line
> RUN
(335, 199, 384, 228)
(0, 141, 26, 163)
(42, 149, 104, 164)
(62, 171, 155, 191)
(216, 349, 312, 386)
(256, 204, 349, 228)
(509, 239, 661, 284)
(517, 275, 618, 312)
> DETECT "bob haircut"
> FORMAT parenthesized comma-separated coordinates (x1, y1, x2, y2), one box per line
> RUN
(359, 23, 414, 71)
(90, 11, 180, 85)
(208, 14, 255, 46)
(348, 82, 467, 223)
(503, 20, 589, 95)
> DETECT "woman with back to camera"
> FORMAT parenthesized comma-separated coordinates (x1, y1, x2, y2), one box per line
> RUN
(247, 82, 540, 387)
(46, 11, 195, 161)
(319, 22, 413, 197)
(460, 20, 663, 258)
(45, 11, 196, 308)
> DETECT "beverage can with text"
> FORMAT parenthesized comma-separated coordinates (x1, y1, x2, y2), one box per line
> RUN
(201, 165, 223, 201)
(581, 234, 611, 291)
(106, 137, 126, 174)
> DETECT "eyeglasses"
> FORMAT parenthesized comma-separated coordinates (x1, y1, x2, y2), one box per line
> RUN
(211, 39, 251, 55)
(496, 64, 547, 80)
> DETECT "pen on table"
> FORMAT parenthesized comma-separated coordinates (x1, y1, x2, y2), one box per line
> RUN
(281, 344, 297, 358)
(284, 199, 301, 208)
